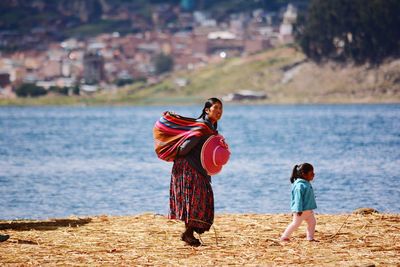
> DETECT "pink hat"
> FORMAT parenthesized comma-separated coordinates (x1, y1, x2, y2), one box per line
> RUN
(201, 135, 230, 176)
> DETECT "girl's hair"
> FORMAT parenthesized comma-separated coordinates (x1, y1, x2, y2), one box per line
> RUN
(197, 97, 223, 129)
(290, 163, 314, 183)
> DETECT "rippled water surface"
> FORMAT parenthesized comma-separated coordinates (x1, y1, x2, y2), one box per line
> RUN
(1, 105, 399, 219)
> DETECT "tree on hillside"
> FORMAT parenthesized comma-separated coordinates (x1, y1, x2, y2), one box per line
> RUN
(16, 83, 47, 97)
(295, 0, 400, 64)
(154, 53, 174, 75)
(49, 86, 69, 95)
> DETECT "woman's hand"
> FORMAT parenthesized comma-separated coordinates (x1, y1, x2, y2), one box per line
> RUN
(219, 138, 229, 150)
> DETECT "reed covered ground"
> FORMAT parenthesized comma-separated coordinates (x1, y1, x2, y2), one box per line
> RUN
(0, 212, 399, 266)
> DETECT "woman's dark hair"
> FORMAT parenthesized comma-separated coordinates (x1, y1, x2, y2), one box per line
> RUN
(290, 163, 314, 183)
(198, 97, 223, 129)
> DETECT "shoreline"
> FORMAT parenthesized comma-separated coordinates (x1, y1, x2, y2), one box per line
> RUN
(1, 100, 400, 108)
(1, 212, 399, 266)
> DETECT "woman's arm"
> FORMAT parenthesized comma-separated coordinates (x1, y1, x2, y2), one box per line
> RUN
(178, 136, 201, 156)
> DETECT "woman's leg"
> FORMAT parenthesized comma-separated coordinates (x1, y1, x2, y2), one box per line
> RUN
(281, 213, 305, 240)
(170, 158, 213, 246)
(182, 224, 201, 246)
(304, 211, 316, 240)
(183, 223, 198, 238)
(185, 171, 214, 234)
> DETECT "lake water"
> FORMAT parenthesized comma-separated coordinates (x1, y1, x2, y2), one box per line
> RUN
(0, 104, 399, 219)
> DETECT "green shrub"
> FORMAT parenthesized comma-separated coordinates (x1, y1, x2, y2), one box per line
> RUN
(153, 53, 174, 75)
(15, 83, 47, 97)
(49, 86, 69, 95)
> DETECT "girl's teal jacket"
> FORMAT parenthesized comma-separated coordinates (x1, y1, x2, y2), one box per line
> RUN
(291, 179, 317, 212)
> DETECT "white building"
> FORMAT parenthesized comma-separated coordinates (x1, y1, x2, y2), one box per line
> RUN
(279, 4, 298, 44)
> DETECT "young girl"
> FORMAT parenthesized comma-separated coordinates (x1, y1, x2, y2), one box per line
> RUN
(281, 163, 317, 241)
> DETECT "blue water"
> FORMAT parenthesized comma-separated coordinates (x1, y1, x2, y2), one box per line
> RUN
(0, 105, 399, 219)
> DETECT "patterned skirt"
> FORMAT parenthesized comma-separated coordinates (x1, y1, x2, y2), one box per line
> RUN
(169, 157, 214, 234)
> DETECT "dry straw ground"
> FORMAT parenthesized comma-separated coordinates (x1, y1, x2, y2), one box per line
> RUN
(0, 212, 399, 266)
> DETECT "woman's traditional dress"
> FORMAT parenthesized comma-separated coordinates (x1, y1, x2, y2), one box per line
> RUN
(153, 112, 216, 233)
(169, 157, 214, 233)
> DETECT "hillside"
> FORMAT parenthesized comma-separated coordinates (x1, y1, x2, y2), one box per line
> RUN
(131, 46, 400, 104)
(1, 46, 399, 106)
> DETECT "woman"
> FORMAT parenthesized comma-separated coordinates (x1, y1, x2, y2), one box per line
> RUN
(169, 98, 223, 246)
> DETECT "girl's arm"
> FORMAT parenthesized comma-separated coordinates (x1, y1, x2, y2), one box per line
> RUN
(293, 188, 303, 215)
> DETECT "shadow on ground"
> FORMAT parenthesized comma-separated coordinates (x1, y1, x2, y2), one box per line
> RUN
(0, 218, 92, 231)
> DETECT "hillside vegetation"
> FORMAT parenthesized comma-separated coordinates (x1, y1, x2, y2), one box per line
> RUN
(296, 0, 400, 64)
(1, 46, 399, 106)
(130, 47, 400, 104)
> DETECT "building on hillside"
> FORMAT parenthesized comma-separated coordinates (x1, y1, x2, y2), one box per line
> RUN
(0, 72, 11, 88)
(223, 90, 267, 102)
(244, 38, 272, 54)
(83, 51, 104, 84)
(206, 31, 243, 57)
(279, 4, 298, 44)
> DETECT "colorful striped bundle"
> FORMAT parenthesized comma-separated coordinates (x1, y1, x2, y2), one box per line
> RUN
(153, 111, 216, 162)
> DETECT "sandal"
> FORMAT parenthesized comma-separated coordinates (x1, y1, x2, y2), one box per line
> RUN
(181, 232, 201, 247)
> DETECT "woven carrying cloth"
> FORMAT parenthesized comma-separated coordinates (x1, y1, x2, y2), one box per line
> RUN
(153, 111, 216, 162)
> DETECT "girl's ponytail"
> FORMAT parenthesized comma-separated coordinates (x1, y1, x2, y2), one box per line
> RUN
(290, 163, 314, 183)
(290, 164, 299, 183)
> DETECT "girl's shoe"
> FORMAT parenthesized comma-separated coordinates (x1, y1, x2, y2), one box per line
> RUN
(181, 232, 201, 247)
(280, 237, 290, 242)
